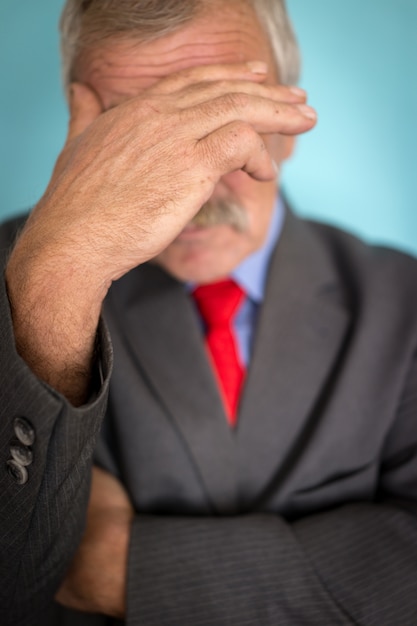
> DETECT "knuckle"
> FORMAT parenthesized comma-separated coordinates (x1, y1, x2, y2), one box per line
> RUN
(176, 67, 195, 81)
(222, 92, 251, 111)
(227, 120, 257, 144)
(200, 93, 251, 121)
(136, 95, 173, 120)
(163, 66, 199, 88)
(216, 79, 230, 92)
(205, 122, 258, 166)
(138, 96, 159, 112)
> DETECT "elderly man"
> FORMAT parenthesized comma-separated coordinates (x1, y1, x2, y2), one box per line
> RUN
(1, 0, 416, 624)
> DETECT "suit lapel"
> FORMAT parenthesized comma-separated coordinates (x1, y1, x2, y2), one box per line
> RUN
(236, 211, 351, 507)
(107, 210, 350, 513)
(108, 263, 239, 513)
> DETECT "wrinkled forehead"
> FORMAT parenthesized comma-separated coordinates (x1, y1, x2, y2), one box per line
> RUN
(74, 3, 276, 109)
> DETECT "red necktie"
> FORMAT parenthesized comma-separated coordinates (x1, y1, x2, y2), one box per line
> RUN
(192, 279, 245, 426)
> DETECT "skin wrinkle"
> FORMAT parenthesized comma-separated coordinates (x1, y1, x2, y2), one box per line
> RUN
(74, 2, 291, 283)
(77, 15, 273, 86)
(4, 1, 317, 415)
(6, 3, 315, 608)
(62, 0, 301, 87)
(84, 48, 251, 79)
(101, 77, 285, 110)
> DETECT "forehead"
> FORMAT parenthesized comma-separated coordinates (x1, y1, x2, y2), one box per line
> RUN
(76, 2, 275, 109)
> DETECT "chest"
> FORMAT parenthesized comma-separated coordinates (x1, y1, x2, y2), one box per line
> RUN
(97, 301, 408, 519)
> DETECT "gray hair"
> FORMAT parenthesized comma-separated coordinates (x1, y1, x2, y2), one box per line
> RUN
(59, 0, 301, 87)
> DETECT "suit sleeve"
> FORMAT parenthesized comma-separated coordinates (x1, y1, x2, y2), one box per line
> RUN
(125, 355, 417, 626)
(0, 239, 113, 626)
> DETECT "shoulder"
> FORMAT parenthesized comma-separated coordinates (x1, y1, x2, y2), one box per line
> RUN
(305, 218, 417, 295)
(290, 216, 417, 340)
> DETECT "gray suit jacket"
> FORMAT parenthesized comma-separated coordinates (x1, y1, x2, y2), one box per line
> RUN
(1, 209, 417, 624)
(0, 217, 113, 626)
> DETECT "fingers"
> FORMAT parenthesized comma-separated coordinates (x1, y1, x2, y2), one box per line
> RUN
(148, 61, 270, 94)
(173, 79, 307, 109)
(67, 82, 103, 142)
(199, 121, 276, 181)
(184, 93, 316, 139)
(89, 466, 133, 512)
(148, 60, 307, 107)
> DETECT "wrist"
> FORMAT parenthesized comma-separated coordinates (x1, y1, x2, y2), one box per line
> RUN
(5, 236, 108, 405)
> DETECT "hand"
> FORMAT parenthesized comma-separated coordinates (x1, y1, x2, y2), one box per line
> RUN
(11, 62, 315, 285)
(5, 62, 316, 403)
(55, 466, 134, 618)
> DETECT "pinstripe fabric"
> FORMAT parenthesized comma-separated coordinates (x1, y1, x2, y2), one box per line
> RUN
(0, 218, 113, 626)
(2, 210, 417, 625)
(107, 212, 417, 625)
(127, 514, 353, 625)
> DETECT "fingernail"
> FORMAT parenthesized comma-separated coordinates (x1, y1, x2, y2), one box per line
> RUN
(297, 104, 317, 120)
(247, 61, 268, 74)
(289, 86, 306, 97)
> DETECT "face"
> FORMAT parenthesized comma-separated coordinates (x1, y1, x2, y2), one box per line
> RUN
(76, 1, 295, 283)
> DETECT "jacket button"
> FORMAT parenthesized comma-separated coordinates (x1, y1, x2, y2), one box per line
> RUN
(10, 442, 33, 467)
(13, 417, 35, 446)
(6, 460, 28, 485)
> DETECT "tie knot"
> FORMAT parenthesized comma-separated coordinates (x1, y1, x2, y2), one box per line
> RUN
(192, 279, 245, 329)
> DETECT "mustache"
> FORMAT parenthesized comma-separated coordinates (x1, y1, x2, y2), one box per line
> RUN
(191, 197, 248, 231)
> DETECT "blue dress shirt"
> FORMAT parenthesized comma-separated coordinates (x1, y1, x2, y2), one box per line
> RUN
(189, 195, 285, 366)
(230, 195, 284, 365)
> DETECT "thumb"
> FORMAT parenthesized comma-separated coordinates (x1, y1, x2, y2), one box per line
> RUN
(67, 82, 103, 142)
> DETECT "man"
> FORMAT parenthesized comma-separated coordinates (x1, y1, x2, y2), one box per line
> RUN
(1, 0, 416, 624)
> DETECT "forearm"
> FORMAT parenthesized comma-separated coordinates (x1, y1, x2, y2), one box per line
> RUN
(5, 232, 107, 405)
(2, 68, 313, 405)
(57, 499, 417, 624)
(125, 500, 417, 626)
(56, 508, 132, 619)
(0, 266, 113, 625)
(56, 466, 134, 619)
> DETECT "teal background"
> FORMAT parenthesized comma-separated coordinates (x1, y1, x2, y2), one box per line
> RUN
(1, 1, 416, 254)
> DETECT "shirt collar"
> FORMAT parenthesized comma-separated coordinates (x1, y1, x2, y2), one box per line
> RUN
(231, 195, 285, 304)
(185, 194, 285, 302)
